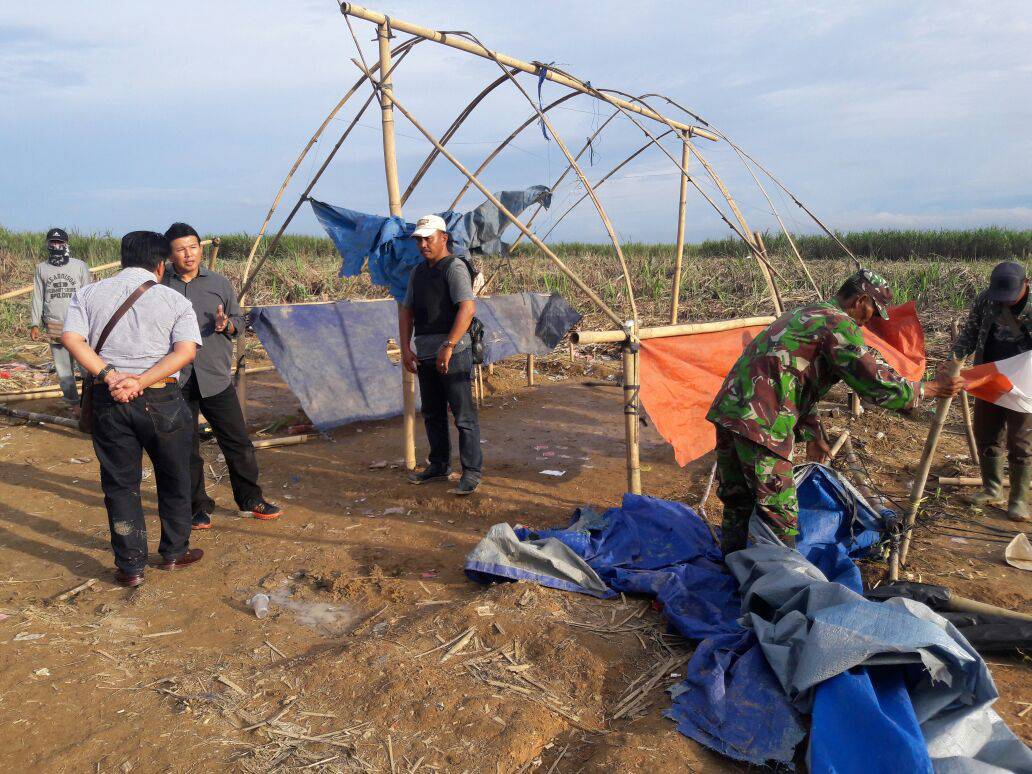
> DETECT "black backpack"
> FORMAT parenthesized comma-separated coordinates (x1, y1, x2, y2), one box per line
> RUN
(452, 255, 485, 365)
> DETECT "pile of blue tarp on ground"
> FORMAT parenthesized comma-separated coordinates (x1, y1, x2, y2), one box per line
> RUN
(311, 187, 551, 301)
(249, 293, 579, 432)
(464, 465, 1032, 772)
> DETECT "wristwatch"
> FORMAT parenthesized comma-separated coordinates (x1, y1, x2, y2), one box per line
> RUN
(97, 365, 113, 383)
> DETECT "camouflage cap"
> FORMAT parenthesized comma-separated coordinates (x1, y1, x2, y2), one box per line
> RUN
(849, 268, 892, 319)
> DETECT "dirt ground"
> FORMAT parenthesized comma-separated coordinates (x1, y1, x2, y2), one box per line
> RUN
(0, 349, 1029, 773)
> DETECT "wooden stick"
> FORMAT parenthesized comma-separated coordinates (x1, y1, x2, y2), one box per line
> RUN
(573, 315, 774, 345)
(52, 578, 98, 602)
(670, 132, 690, 324)
(0, 405, 80, 430)
(526, 354, 535, 387)
(252, 434, 314, 450)
(951, 321, 980, 466)
(752, 231, 784, 315)
(623, 332, 642, 495)
(828, 430, 850, 460)
(938, 476, 982, 487)
(340, 4, 718, 140)
(897, 360, 962, 572)
(351, 58, 624, 328)
(0, 387, 64, 401)
(840, 437, 887, 512)
(2, 260, 121, 302)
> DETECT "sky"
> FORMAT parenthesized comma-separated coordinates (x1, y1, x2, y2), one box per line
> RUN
(1, 0, 1029, 244)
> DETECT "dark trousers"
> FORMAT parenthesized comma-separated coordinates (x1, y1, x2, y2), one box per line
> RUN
(974, 398, 1032, 465)
(184, 375, 262, 513)
(91, 383, 193, 573)
(416, 348, 482, 478)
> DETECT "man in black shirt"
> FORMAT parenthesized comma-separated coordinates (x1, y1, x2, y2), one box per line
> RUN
(398, 215, 482, 495)
(162, 223, 282, 528)
(953, 261, 1032, 521)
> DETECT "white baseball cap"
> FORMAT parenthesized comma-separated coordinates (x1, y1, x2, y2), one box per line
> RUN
(412, 214, 447, 238)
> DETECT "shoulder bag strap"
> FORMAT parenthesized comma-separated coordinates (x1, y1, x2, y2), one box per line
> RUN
(95, 280, 156, 357)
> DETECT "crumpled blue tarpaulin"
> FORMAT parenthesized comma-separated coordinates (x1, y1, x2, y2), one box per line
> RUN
(310, 186, 552, 301)
(249, 293, 579, 432)
(463, 466, 1032, 771)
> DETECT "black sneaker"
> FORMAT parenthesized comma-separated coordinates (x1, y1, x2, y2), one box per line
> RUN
(450, 477, 480, 496)
(408, 466, 451, 485)
(249, 500, 283, 521)
(191, 511, 213, 530)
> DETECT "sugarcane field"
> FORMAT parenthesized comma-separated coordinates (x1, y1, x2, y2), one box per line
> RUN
(0, 3, 1029, 773)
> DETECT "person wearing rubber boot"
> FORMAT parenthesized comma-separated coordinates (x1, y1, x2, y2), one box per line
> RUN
(953, 261, 1032, 522)
(162, 223, 282, 529)
(29, 228, 92, 407)
(399, 215, 482, 496)
(707, 269, 964, 555)
(61, 231, 204, 587)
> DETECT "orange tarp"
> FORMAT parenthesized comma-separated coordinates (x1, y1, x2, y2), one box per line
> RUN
(961, 361, 1011, 404)
(862, 301, 926, 381)
(639, 326, 766, 466)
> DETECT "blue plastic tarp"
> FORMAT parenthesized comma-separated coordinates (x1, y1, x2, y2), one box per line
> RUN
(311, 187, 551, 301)
(249, 293, 580, 432)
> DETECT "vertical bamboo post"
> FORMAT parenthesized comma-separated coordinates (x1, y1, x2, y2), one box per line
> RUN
(670, 132, 690, 324)
(208, 237, 221, 270)
(896, 360, 962, 573)
(951, 321, 979, 466)
(622, 324, 642, 494)
(526, 354, 535, 386)
(377, 22, 416, 472)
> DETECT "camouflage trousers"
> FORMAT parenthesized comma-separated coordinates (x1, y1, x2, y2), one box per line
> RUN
(713, 427, 798, 554)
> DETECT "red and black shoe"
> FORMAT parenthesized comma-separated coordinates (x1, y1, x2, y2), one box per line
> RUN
(249, 500, 283, 521)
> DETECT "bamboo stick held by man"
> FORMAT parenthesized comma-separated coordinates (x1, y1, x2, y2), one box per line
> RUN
(162, 223, 282, 529)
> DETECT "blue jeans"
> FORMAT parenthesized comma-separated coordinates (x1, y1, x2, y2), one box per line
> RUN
(416, 347, 482, 480)
(91, 383, 193, 573)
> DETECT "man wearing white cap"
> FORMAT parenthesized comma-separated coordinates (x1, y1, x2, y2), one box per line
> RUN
(399, 215, 482, 495)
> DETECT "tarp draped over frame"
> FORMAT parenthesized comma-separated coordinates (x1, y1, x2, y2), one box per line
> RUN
(638, 303, 928, 467)
(249, 293, 580, 432)
(962, 350, 1032, 413)
(310, 186, 552, 300)
(463, 466, 1032, 771)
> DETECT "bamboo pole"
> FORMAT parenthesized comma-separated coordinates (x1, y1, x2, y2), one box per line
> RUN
(670, 132, 690, 324)
(753, 231, 784, 315)
(951, 321, 979, 466)
(252, 434, 314, 450)
(339, 3, 718, 141)
(828, 430, 850, 460)
(840, 437, 887, 513)
(207, 237, 221, 270)
(2, 260, 122, 302)
(938, 476, 982, 487)
(622, 327, 642, 495)
(944, 593, 1032, 623)
(572, 316, 774, 345)
(0, 405, 80, 430)
(350, 58, 624, 328)
(526, 354, 535, 387)
(895, 360, 963, 574)
(0, 388, 64, 401)
(239, 37, 421, 293)
(374, 23, 417, 473)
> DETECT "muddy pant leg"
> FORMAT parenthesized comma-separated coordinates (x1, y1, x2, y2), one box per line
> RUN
(1005, 406, 1032, 465)
(50, 343, 79, 403)
(91, 394, 147, 574)
(973, 398, 1008, 462)
(737, 438, 799, 547)
(714, 428, 753, 555)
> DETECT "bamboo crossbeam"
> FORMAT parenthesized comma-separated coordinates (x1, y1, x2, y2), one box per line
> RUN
(351, 58, 623, 328)
(572, 316, 774, 345)
(339, 3, 718, 141)
(0, 388, 64, 401)
(1, 260, 122, 302)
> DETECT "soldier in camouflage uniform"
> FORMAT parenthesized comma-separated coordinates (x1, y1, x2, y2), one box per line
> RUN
(707, 269, 963, 554)
(952, 261, 1031, 521)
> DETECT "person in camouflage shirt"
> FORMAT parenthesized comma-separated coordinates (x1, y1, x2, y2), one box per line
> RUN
(707, 269, 963, 554)
(952, 261, 1031, 521)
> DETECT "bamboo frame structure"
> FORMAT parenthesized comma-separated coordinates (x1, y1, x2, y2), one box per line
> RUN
(573, 316, 775, 345)
(671, 132, 690, 324)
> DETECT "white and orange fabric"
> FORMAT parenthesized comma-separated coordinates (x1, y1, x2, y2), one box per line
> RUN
(962, 351, 1032, 413)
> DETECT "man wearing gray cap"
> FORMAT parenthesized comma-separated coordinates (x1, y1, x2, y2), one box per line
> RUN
(398, 215, 482, 495)
(953, 261, 1032, 521)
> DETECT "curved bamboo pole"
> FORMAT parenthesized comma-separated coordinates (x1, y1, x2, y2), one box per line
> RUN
(350, 58, 623, 328)
(454, 33, 638, 325)
(447, 91, 582, 211)
(538, 131, 674, 242)
(238, 42, 419, 301)
(239, 36, 422, 298)
(400, 68, 519, 206)
(671, 132, 690, 323)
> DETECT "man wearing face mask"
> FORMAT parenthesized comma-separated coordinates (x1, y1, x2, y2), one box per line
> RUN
(29, 228, 92, 406)
(707, 269, 964, 555)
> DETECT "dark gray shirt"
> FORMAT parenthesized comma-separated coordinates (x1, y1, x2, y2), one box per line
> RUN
(401, 256, 475, 360)
(63, 267, 202, 378)
(162, 265, 244, 397)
